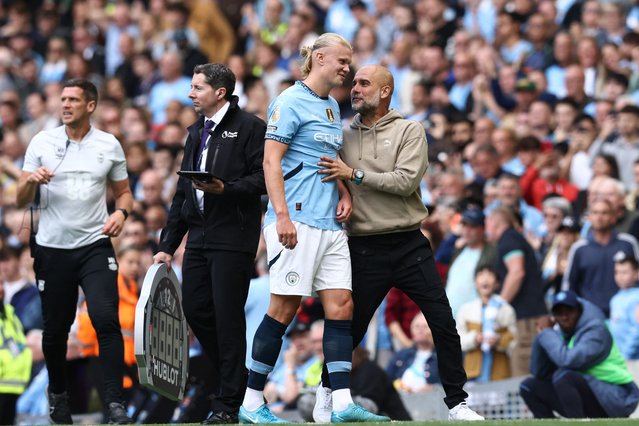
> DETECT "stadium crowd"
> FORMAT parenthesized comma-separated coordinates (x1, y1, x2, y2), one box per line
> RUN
(3, 0, 639, 422)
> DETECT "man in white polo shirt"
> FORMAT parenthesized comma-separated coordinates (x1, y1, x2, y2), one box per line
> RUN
(17, 78, 133, 425)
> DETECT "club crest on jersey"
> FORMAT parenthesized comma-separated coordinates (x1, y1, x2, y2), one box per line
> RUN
(285, 272, 300, 286)
(108, 257, 118, 271)
(326, 108, 334, 122)
(55, 145, 65, 159)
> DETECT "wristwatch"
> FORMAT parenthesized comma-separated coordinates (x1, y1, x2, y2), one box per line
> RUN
(353, 168, 365, 185)
(118, 208, 129, 220)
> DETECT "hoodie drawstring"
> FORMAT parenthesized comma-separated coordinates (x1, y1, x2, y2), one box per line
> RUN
(352, 110, 403, 159)
(358, 125, 378, 160)
(372, 125, 378, 159)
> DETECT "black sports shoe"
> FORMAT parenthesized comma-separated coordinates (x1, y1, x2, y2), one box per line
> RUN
(48, 391, 73, 424)
(202, 411, 239, 424)
(107, 402, 133, 424)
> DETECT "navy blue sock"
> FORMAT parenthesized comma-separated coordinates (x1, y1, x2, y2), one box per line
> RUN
(323, 319, 353, 390)
(247, 314, 287, 391)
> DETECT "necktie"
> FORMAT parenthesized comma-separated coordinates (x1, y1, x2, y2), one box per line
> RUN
(196, 119, 214, 168)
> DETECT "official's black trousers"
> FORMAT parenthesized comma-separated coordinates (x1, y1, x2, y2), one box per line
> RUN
(181, 249, 253, 414)
(324, 230, 468, 409)
(34, 238, 124, 404)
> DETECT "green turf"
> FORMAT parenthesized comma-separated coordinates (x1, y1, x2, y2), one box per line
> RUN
(149, 420, 638, 425)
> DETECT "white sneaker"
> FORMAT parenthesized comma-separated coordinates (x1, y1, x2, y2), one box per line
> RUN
(313, 385, 333, 423)
(448, 402, 485, 421)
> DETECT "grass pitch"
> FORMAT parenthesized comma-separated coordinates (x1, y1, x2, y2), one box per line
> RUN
(149, 420, 637, 425)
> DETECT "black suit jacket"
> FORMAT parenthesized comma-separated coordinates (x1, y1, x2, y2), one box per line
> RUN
(159, 96, 266, 255)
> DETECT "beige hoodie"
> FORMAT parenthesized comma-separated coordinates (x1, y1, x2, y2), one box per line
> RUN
(341, 110, 429, 236)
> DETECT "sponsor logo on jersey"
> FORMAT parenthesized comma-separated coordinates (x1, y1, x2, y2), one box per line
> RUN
(313, 133, 342, 145)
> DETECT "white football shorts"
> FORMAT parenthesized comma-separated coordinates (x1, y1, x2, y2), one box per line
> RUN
(263, 221, 352, 296)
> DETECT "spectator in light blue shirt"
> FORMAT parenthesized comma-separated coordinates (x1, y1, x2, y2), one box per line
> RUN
(485, 173, 545, 239)
(496, 10, 533, 66)
(148, 52, 192, 125)
(462, 0, 496, 43)
(545, 32, 575, 99)
(448, 52, 475, 115)
(610, 254, 639, 360)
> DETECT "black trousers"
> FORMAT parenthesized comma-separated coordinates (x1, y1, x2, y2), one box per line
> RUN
(324, 230, 468, 409)
(34, 238, 124, 404)
(181, 249, 253, 414)
(0, 393, 18, 425)
(520, 370, 607, 418)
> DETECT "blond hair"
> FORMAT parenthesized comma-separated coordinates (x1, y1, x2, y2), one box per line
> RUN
(300, 33, 352, 78)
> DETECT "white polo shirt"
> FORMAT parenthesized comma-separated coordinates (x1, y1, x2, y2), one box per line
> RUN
(23, 125, 128, 249)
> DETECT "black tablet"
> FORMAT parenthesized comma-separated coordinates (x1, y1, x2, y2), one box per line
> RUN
(177, 170, 223, 183)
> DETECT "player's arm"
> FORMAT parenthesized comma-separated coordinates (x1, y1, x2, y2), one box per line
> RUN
(102, 178, 133, 237)
(336, 180, 352, 223)
(264, 139, 297, 249)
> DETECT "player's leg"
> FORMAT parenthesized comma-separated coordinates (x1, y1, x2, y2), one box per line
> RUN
(240, 222, 312, 424)
(34, 243, 79, 424)
(80, 240, 132, 424)
(315, 230, 390, 423)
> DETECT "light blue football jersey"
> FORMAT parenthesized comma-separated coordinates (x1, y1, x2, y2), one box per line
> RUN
(264, 81, 343, 231)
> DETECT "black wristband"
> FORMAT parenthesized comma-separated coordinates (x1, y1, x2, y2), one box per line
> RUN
(118, 208, 129, 220)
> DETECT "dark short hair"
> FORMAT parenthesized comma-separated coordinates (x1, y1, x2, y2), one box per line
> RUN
(473, 143, 499, 158)
(27, 91, 47, 103)
(614, 253, 639, 270)
(475, 264, 498, 279)
(519, 135, 541, 152)
(555, 97, 580, 111)
(623, 31, 639, 46)
(0, 246, 21, 261)
(165, 2, 190, 17)
(606, 71, 629, 89)
(572, 113, 596, 128)
(450, 114, 474, 127)
(63, 78, 98, 103)
(498, 172, 520, 185)
(193, 63, 236, 101)
(619, 104, 639, 117)
(415, 78, 434, 94)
